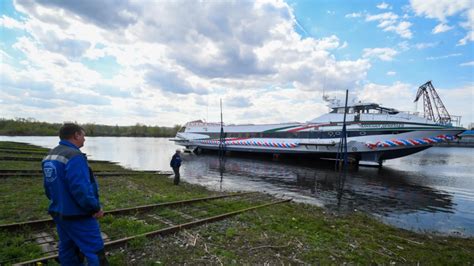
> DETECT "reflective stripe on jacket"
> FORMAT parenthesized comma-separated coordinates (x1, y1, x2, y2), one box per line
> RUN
(42, 140, 101, 217)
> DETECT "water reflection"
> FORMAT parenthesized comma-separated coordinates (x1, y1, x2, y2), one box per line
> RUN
(182, 152, 472, 235)
(182, 153, 454, 215)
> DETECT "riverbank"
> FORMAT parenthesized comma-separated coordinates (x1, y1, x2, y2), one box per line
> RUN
(0, 141, 473, 264)
(0, 118, 179, 137)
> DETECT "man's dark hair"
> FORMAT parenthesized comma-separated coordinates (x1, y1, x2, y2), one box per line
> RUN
(59, 123, 85, 140)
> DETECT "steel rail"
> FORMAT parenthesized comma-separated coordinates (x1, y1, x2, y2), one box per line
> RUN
(0, 169, 159, 173)
(0, 169, 43, 173)
(0, 192, 254, 231)
(0, 147, 47, 152)
(0, 157, 116, 164)
(7, 193, 281, 263)
(0, 156, 43, 161)
(0, 149, 47, 155)
(0, 172, 170, 178)
(14, 198, 291, 266)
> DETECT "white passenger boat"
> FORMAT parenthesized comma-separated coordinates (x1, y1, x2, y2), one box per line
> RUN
(171, 102, 465, 164)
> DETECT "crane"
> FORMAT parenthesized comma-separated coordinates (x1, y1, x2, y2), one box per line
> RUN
(414, 81, 452, 125)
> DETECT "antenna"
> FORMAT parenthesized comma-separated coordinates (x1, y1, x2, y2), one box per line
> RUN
(206, 94, 209, 122)
(322, 75, 327, 101)
(218, 98, 226, 189)
(218, 99, 226, 158)
(220, 99, 223, 127)
(335, 90, 348, 207)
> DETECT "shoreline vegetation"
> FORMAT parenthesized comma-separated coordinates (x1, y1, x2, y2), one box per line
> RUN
(0, 118, 180, 137)
(0, 141, 473, 264)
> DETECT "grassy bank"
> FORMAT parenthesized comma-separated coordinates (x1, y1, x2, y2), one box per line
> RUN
(0, 141, 473, 264)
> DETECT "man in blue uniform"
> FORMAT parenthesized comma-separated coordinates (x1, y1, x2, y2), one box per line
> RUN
(170, 149, 182, 185)
(42, 123, 108, 265)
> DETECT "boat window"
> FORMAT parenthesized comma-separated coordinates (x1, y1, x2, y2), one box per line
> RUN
(178, 126, 186, 132)
(332, 105, 398, 114)
(368, 109, 379, 114)
(388, 110, 399, 114)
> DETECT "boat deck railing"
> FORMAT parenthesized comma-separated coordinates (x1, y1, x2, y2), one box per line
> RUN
(397, 111, 462, 127)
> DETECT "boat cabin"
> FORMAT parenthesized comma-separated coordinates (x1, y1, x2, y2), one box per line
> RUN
(330, 103, 399, 115)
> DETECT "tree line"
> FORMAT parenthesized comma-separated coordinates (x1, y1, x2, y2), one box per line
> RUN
(0, 118, 181, 137)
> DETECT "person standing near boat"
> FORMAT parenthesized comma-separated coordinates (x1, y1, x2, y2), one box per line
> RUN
(42, 123, 108, 265)
(170, 149, 182, 185)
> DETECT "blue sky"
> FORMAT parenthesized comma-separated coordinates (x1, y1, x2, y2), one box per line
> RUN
(0, 0, 473, 126)
(289, 0, 473, 87)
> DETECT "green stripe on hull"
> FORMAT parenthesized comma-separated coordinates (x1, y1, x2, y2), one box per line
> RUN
(262, 125, 299, 133)
(348, 127, 451, 131)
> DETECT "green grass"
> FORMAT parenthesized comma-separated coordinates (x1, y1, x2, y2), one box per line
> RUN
(0, 142, 48, 151)
(0, 231, 43, 265)
(0, 161, 42, 170)
(0, 177, 48, 222)
(0, 152, 45, 159)
(100, 215, 161, 240)
(1, 141, 473, 265)
(107, 203, 474, 265)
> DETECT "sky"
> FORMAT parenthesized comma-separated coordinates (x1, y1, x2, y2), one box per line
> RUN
(0, 0, 473, 127)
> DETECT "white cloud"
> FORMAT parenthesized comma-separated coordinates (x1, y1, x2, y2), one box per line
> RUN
(426, 53, 462, 60)
(458, 9, 474, 45)
(436, 84, 474, 127)
(0, 15, 26, 29)
(398, 41, 410, 51)
(409, 0, 470, 22)
(355, 82, 415, 111)
(458, 31, 474, 46)
(313, 35, 343, 50)
(385, 21, 413, 38)
(225, 96, 253, 108)
(0, 49, 13, 60)
(460, 61, 474, 67)
(387, 71, 396, 76)
(414, 42, 438, 49)
(377, 2, 391, 10)
(363, 47, 398, 61)
(345, 12, 362, 18)
(460, 8, 474, 30)
(409, 0, 473, 45)
(0, 0, 372, 126)
(355, 82, 474, 126)
(432, 23, 453, 34)
(366, 12, 398, 22)
(365, 12, 412, 39)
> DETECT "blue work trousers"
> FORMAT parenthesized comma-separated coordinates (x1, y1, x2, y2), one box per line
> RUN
(53, 216, 104, 266)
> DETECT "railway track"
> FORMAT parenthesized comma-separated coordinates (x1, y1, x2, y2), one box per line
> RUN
(0, 169, 157, 173)
(0, 171, 172, 178)
(0, 150, 47, 155)
(0, 192, 291, 265)
(0, 147, 47, 152)
(0, 156, 113, 164)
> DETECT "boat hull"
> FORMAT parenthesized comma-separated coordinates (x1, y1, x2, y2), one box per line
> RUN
(174, 128, 464, 162)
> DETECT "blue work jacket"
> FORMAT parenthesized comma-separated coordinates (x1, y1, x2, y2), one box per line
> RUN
(170, 153, 182, 168)
(42, 140, 101, 218)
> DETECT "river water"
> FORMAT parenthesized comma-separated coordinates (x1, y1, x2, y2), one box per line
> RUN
(1, 136, 473, 237)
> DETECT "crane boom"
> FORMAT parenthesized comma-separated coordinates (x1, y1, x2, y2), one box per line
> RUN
(414, 81, 452, 124)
